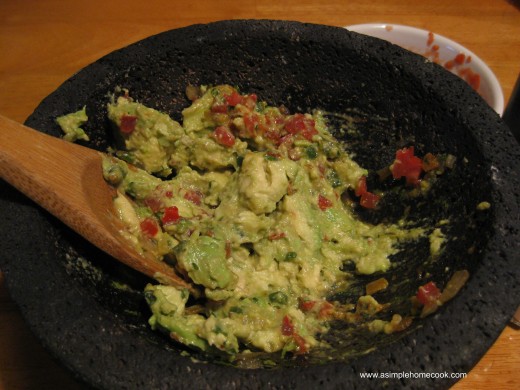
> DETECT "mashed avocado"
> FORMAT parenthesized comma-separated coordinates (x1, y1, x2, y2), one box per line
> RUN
(101, 85, 425, 357)
(56, 106, 89, 142)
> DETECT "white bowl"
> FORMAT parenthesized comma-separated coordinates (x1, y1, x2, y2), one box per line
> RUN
(346, 23, 504, 115)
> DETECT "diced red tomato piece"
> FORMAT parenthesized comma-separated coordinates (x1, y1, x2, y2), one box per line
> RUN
(355, 175, 379, 208)
(427, 31, 435, 46)
(140, 218, 159, 237)
(445, 61, 455, 70)
(242, 94, 257, 110)
(355, 176, 368, 197)
(278, 134, 294, 147)
(210, 103, 228, 114)
(416, 281, 441, 305)
(161, 206, 180, 225)
(281, 315, 308, 354)
(318, 195, 333, 211)
(265, 113, 285, 126)
(281, 315, 294, 336)
(467, 72, 481, 90)
(224, 91, 243, 106)
(422, 152, 440, 172)
(301, 127, 318, 141)
(299, 300, 317, 312)
(213, 126, 235, 147)
(184, 189, 202, 205)
(454, 53, 466, 65)
(285, 114, 306, 134)
(285, 114, 317, 140)
(293, 333, 308, 354)
(391, 146, 423, 185)
(255, 122, 269, 135)
(120, 114, 138, 134)
(360, 192, 380, 209)
(268, 232, 286, 240)
(318, 301, 334, 318)
(243, 113, 258, 137)
(264, 129, 282, 144)
(144, 197, 162, 213)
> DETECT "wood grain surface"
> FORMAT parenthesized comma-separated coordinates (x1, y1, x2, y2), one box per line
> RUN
(1, 0, 519, 389)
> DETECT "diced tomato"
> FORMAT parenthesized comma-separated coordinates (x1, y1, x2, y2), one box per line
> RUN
(281, 315, 308, 354)
(299, 300, 316, 312)
(210, 103, 228, 114)
(391, 146, 423, 185)
(243, 113, 258, 137)
(355, 176, 368, 197)
(285, 114, 318, 140)
(265, 113, 285, 126)
(467, 72, 481, 90)
(278, 134, 294, 146)
(318, 301, 334, 319)
(285, 114, 306, 134)
(165, 190, 173, 198)
(264, 129, 282, 144)
(422, 152, 440, 172)
(224, 91, 243, 106)
(299, 299, 334, 317)
(293, 333, 308, 354)
(242, 93, 257, 110)
(213, 126, 235, 147)
(355, 175, 380, 208)
(301, 126, 318, 141)
(161, 206, 180, 225)
(416, 281, 441, 305)
(140, 218, 159, 237)
(318, 194, 333, 211)
(427, 31, 435, 46)
(360, 192, 380, 209)
(454, 53, 466, 65)
(144, 197, 162, 213)
(120, 114, 138, 134)
(268, 232, 286, 240)
(444, 60, 455, 70)
(281, 315, 294, 336)
(184, 189, 202, 205)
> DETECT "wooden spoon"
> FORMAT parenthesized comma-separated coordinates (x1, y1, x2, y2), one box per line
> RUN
(0, 115, 198, 296)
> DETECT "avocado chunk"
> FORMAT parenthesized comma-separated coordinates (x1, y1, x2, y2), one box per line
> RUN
(238, 152, 289, 214)
(176, 235, 233, 289)
(56, 106, 89, 142)
(108, 96, 185, 176)
(145, 285, 208, 351)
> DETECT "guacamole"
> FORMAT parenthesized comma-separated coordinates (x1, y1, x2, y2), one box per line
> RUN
(56, 106, 89, 142)
(101, 85, 425, 356)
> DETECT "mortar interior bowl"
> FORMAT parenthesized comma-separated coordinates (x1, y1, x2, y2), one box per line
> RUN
(0, 20, 519, 390)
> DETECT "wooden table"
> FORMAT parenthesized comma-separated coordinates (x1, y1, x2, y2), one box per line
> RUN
(1, 1, 519, 388)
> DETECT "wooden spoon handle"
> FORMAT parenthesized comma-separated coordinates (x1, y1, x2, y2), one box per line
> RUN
(0, 115, 197, 295)
(0, 117, 102, 223)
